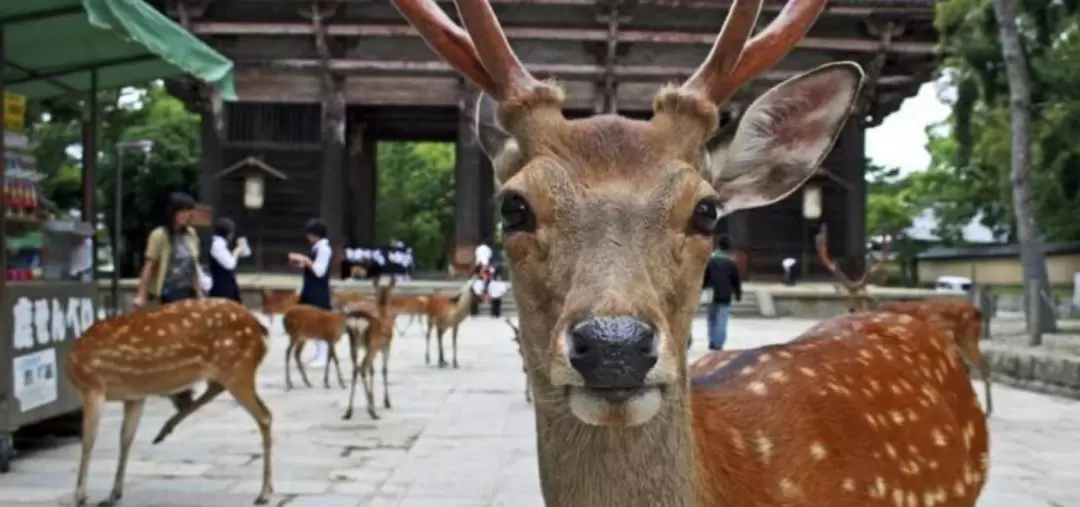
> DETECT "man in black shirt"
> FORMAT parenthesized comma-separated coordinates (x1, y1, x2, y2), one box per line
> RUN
(702, 235, 742, 350)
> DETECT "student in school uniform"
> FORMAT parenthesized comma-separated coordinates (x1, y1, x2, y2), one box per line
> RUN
(208, 217, 246, 302)
(287, 218, 333, 367)
(487, 274, 509, 318)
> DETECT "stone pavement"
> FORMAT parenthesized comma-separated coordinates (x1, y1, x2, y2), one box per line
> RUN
(2, 316, 1079, 506)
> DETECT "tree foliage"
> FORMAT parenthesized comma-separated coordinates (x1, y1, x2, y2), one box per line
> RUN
(375, 142, 456, 270)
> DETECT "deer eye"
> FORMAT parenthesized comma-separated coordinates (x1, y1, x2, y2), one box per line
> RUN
(690, 199, 721, 235)
(499, 192, 535, 234)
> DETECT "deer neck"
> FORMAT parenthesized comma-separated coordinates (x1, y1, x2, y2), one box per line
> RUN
(530, 374, 698, 506)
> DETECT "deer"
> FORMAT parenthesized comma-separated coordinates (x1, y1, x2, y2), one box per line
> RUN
(65, 298, 274, 507)
(342, 277, 399, 420)
(424, 278, 478, 368)
(388, 293, 432, 335)
(282, 303, 356, 390)
(259, 288, 298, 329)
(386, 0, 988, 504)
(816, 224, 994, 416)
(503, 317, 532, 403)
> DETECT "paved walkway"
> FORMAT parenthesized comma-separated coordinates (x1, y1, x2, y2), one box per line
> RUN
(2, 316, 1078, 506)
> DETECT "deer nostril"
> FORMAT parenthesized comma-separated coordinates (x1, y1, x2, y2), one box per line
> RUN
(572, 340, 591, 356)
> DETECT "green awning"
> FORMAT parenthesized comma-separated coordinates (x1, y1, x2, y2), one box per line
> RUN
(0, 0, 236, 101)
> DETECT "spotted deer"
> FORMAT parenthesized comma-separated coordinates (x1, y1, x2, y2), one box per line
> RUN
(388, 0, 987, 504)
(282, 304, 355, 390)
(65, 298, 274, 507)
(343, 277, 398, 420)
(503, 317, 532, 403)
(424, 278, 478, 368)
(816, 224, 993, 416)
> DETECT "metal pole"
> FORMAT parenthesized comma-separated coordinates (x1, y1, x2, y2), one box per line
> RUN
(83, 69, 98, 281)
(110, 147, 122, 314)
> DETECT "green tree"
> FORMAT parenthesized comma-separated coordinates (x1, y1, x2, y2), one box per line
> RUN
(375, 142, 455, 270)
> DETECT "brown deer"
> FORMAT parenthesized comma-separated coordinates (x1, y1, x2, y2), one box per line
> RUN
(816, 224, 993, 416)
(259, 288, 298, 327)
(387, 0, 987, 504)
(282, 304, 355, 390)
(65, 298, 273, 507)
(388, 293, 432, 335)
(424, 278, 478, 368)
(343, 277, 399, 420)
(503, 317, 531, 403)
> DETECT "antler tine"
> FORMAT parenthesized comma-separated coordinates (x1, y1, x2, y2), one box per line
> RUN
(815, 224, 855, 288)
(387, 0, 499, 93)
(703, 0, 828, 106)
(857, 234, 892, 288)
(454, 0, 540, 101)
(681, 0, 763, 101)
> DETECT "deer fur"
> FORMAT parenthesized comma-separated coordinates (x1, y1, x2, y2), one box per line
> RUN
(343, 278, 399, 420)
(65, 298, 274, 506)
(424, 278, 478, 368)
(282, 304, 355, 390)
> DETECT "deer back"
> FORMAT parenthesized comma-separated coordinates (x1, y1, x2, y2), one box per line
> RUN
(65, 298, 269, 396)
(689, 312, 988, 506)
(282, 304, 348, 340)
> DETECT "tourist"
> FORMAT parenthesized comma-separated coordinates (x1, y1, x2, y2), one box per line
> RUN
(287, 218, 333, 366)
(782, 256, 798, 286)
(133, 192, 204, 308)
(488, 274, 508, 318)
(208, 217, 247, 302)
(701, 235, 741, 351)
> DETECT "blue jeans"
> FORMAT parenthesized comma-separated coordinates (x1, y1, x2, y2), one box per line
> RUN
(707, 303, 731, 350)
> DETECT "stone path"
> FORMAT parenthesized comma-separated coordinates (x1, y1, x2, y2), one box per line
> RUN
(1, 316, 1078, 506)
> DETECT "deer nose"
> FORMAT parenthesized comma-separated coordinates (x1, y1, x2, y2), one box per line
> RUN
(568, 316, 658, 389)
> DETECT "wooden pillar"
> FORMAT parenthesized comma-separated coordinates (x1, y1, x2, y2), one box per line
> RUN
(318, 75, 347, 257)
(842, 120, 867, 277)
(455, 86, 483, 248)
(350, 125, 377, 246)
(198, 87, 224, 256)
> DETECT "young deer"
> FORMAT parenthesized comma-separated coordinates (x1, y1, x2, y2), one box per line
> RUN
(343, 278, 398, 420)
(424, 278, 477, 368)
(388, 0, 986, 504)
(282, 304, 353, 390)
(816, 225, 993, 416)
(388, 293, 431, 335)
(65, 298, 273, 506)
(503, 317, 532, 403)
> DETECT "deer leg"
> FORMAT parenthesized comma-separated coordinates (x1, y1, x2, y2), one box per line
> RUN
(322, 341, 334, 389)
(284, 341, 295, 391)
(437, 328, 447, 368)
(329, 341, 347, 389)
(152, 382, 226, 444)
(360, 347, 379, 420)
(224, 379, 274, 505)
(101, 399, 145, 507)
(425, 319, 433, 365)
(294, 341, 313, 388)
(342, 329, 363, 420)
(74, 391, 105, 507)
(452, 324, 460, 369)
(381, 344, 392, 409)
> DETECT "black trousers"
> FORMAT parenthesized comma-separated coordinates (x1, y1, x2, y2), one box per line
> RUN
(470, 295, 482, 316)
(490, 298, 502, 318)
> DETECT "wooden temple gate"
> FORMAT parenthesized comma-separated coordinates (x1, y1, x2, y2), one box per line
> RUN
(160, 0, 939, 277)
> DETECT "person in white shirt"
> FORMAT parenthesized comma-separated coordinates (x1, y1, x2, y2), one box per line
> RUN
(487, 275, 509, 317)
(69, 235, 94, 281)
(470, 276, 487, 316)
(781, 257, 798, 286)
(208, 217, 246, 302)
(474, 242, 493, 272)
(288, 218, 333, 366)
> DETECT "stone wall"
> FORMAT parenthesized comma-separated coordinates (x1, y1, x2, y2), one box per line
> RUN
(982, 341, 1080, 400)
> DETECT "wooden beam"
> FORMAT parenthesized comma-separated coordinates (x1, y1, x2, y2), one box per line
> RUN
(191, 22, 937, 55)
(243, 59, 923, 86)
(194, 0, 934, 16)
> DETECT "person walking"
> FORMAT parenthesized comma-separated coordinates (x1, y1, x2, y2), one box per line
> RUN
(288, 218, 333, 367)
(208, 217, 246, 302)
(702, 235, 742, 351)
(133, 192, 204, 309)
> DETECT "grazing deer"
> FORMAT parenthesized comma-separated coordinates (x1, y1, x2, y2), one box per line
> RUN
(65, 298, 273, 507)
(424, 278, 478, 368)
(343, 278, 399, 420)
(503, 318, 531, 403)
(387, 0, 988, 504)
(816, 225, 993, 416)
(282, 304, 353, 390)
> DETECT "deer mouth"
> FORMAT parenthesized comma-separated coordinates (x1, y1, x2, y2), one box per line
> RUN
(567, 385, 665, 427)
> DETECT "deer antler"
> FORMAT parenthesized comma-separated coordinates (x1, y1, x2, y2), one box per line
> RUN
(682, 0, 828, 106)
(815, 223, 856, 290)
(387, 0, 540, 101)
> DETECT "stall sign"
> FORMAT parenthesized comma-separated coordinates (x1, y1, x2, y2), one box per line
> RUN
(11, 296, 96, 351)
(12, 348, 58, 412)
(4, 92, 26, 133)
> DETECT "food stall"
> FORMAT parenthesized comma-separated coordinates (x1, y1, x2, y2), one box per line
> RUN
(0, 1, 238, 471)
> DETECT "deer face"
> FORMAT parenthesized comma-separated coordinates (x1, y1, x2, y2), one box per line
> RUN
(391, 0, 862, 427)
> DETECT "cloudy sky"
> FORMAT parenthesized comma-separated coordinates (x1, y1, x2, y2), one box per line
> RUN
(865, 81, 952, 175)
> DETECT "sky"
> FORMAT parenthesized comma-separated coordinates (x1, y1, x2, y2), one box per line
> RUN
(865, 80, 952, 175)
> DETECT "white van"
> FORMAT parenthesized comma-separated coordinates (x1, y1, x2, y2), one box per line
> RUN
(934, 276, 973, 295)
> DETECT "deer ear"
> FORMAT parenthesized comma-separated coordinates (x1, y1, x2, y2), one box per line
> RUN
(474, 93, 522, 184)
(709, 62, 864, 213)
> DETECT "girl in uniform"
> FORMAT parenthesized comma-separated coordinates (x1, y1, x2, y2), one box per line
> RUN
(288, 218, 333, 366)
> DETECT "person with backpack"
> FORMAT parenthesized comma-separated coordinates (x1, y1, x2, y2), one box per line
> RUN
(701, 235, 742, 351)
